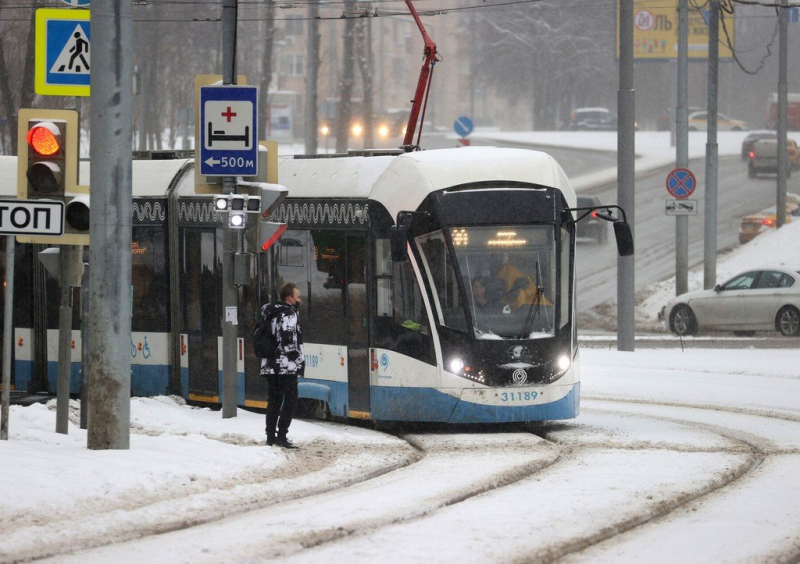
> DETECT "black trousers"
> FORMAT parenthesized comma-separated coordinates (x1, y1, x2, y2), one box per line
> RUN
(265, 373, 298, 439)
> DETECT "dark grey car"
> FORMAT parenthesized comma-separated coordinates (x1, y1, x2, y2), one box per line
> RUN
(576, 195, 607, 244)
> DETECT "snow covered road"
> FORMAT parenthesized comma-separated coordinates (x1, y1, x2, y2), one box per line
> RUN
(3, 348, 800, 563)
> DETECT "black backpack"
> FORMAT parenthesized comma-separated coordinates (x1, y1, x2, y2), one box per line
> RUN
(252, 313, 279, 359)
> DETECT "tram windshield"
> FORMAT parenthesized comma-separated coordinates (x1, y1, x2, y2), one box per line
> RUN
(416, 226, 559, 340)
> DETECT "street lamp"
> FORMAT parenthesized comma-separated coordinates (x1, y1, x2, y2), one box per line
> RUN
(320, 124, 330, 153)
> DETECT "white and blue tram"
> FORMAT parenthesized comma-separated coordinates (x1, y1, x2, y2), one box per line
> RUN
(0, 147, 630, 423)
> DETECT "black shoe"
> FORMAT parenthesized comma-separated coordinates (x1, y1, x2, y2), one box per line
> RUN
(276, 437, 298, 449)
(266, 436, 276, 446)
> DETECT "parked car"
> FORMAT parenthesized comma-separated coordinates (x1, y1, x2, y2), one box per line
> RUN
(575, 195, 608, 244)
(656, 106, 703, 131)
(565, 108, 617, 131)
(748, 139, 800, 178)
(741, 130, 777, 160)
(738, 200, 799, 244)
(687, 111, 747, 131)
(663, 267, 800, 337)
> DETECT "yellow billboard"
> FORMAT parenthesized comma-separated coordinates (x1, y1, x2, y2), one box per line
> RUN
(619, 0, 734, 60)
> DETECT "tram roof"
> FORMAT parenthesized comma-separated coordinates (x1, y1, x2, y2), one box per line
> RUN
(0, 156, 191, 198)
(278, 147, 575, 219)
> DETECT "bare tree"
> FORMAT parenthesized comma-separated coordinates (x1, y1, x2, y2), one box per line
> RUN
(304, 2, 321, 154)
(260, 0, 276, 140)
(473, 1, 616, 130)
(336, 1, 357, 153)
(0, 0, 44, 154)
(356, 15, 374, 149)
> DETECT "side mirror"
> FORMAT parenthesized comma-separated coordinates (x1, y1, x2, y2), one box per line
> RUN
(714, 284, 721, 293)
(613, 221, 634, 257)
(390, 225, 409, 262)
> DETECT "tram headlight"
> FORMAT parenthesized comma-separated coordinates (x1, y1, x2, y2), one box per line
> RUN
(449, 358, 465, 373)
(448, 357, 485, 384)
(557, 355, 571, 372)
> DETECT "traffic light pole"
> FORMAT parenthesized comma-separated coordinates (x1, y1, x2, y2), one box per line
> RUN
(1, 236, 14, 441)
(55, 246, 79, 435)
(221, 0, 239, 419)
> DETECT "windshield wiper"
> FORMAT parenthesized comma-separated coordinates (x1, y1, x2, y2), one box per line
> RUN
(519, 260, 544, 339)
(484, 277, 530, 305)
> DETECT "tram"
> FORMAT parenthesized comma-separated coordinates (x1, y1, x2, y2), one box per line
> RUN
(0, 146, 631, 423)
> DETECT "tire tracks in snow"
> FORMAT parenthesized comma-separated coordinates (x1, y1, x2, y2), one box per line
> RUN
(39, 433, 562, 563)
(2, 433, 418, 563)
(530, 397, 800, 563)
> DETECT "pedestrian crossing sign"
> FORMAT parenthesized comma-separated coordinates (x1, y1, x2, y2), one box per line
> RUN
(35, 8, 91, 97)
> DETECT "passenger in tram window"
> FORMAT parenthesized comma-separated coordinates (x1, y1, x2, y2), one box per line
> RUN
(259, 283, 304, 450)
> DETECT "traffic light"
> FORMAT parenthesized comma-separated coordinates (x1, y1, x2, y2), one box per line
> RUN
(16, 108, 89, 245)
(239, 181, 288, 252)
(212, 194, 262, 230)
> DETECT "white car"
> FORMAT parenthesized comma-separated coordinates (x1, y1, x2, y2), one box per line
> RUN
(663, 268, 800, 337)
(687, 111, 747, 132)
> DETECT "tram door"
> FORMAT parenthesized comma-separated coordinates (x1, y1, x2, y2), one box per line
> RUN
(346, 234, 370, 415)
(182, 229, 220, 399)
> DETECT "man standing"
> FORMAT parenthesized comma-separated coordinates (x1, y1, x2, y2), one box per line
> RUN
(260, 283, 303, 449)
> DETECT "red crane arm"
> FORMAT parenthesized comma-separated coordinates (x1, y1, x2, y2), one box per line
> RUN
(402, 0, 437, 151)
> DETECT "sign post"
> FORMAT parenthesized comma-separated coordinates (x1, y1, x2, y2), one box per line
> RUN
(454, 116, 473, 147)
(666, 167, 696, 295)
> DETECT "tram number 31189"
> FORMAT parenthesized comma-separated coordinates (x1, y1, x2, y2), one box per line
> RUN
(500, 391, 539, 402)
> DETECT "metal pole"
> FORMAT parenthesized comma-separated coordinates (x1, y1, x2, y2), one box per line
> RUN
(221, 0, 239, 418)
(56, 246, 76, 435)
(675, 0, 689, 296)
(80, 260, 88, 430)
(703, 0, 719, 290)
(777, 0, 788, 227)
(1, 236, 14, 440)
(617, 0, 635, 352)
(87, 0, 133, 450)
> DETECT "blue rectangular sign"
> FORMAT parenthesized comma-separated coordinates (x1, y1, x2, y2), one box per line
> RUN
(200, 85, 258, 176)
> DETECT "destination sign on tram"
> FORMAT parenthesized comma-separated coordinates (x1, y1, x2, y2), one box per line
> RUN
(0, 199, 64, 236)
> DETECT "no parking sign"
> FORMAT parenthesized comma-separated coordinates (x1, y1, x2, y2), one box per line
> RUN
(666, 168, 696, 199)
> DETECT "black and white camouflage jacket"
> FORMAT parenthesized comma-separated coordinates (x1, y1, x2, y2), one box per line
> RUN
(259, 301, 304, 377)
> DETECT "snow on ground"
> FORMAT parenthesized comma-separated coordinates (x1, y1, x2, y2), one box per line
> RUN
(3, 346, 800, 561)
(2, 131, 798, 561)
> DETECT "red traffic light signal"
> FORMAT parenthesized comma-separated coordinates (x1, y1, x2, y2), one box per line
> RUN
(25, 120, 67, 197)
(27, 122, 62, 156)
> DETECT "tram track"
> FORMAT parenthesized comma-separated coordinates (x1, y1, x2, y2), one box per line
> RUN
(35, 433, 562, 563)
(19, 395, 800, 563)
(262, 398, 799, 563)
(4, 430, 419, 563)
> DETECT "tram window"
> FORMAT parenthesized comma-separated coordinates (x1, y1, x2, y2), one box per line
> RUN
(560, 227, 571, 329)
(375, 239, 392, 317)
(278, 238, 305, 267)
(415, 230, 468, 332)
(132, 227, 169, 332)
(393, 261, 428, 334)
